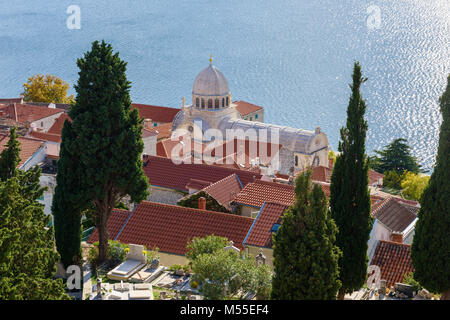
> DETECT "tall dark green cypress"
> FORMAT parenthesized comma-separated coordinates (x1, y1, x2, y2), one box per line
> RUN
(0, 127, 21, 181)
(53, 40, 149, 265)
(271, 171, 341, 300)
(411, 75, 450, 300)
(330, 62, 373, 299)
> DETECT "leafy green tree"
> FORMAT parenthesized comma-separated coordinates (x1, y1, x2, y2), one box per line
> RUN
(0, 127, 21, 181)
(372, 138, 422, 174)
(383, 170, 405, 189)
(22, 74, 75, 104)
(178, 191, 230, 213)
(191, 249, 272, 300)
(271, 171, 341, 300)
(330, 62, 373, 299)
(412, 75, 450, 300)
(0, 176, 69, 300)
(52, 40, 149, 263)
(186, 235, 229, 262)
(400, 172, 430, 200)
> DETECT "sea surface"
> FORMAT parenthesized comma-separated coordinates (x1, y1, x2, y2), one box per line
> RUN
(1, 0, 449, 172)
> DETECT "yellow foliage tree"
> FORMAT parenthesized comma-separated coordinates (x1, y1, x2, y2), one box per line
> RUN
(22, 74, 75, 104)
(401, 172, 430, 200)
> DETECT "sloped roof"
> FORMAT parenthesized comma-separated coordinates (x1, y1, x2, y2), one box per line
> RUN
(47, 113, 72, 135)
(89, 201, 253, 255)
(0, 103, 64, 123)
(132, 103, 180, 123)
(201, 174, 243, 210)
(0, 134, 44, 168)
(233, 180, 295, 208)
(143, 155, 261, 192)
(29, 130, 62, 143)
(369, 169, 384, 184)
(370, 240, 414, 287)
(372, 197, 418, 233)
(234, 100, 263, 116)
(147, 122, 173, 140)
(244, 202, 289, 248)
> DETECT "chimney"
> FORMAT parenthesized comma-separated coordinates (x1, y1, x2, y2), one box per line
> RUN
(198, 197, 206, 210)
(144, 118, 153, 130)
(391, 232, 403, 244)
(315, 126, 321, 134)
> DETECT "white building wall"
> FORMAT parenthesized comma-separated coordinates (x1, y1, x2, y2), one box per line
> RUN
(20, 146, 46, 171)
(31, 112, 64, 132)
(143, 135, 157, 156)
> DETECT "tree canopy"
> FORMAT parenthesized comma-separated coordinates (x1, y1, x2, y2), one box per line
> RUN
(271, 170, 341, 300)
(22, 74, 75, 104)
(0, 127, 21, 181)
(412, 75, 450, 299)
(371, 138, 422, 174)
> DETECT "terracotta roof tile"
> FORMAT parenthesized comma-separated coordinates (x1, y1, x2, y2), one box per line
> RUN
(369, 169, 384, 185)
(89, 202, 254, 255)
(132, 104, 180, 123)
(233, 101, 263, 116)
(372, 197, 418, 233)
(244, 202, 289, 248)
(0, 134, 44, 168)
(29, 130, 62, 143)
(370, 240, 414, 287)
(47, 113, 72, 135)
(185, 178, 213, 190)
(202, 174, 243, 210)
(144, 155, 261, 192)
(146, 122, 173, 141)
(0, 103, 64, 123)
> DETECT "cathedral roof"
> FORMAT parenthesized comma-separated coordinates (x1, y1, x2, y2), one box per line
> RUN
(192, 64, 230, 97)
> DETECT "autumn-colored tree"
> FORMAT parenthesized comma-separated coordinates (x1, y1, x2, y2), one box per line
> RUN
(22, 74, 75, 104)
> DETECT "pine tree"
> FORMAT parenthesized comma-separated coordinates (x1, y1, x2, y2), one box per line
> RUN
(52, 40, 149, 263)
(271, 171, 341, 300)
(372, 138, 422, 174)
(330, 62, 373, 299)
(0, 127, 21, 181)
(411, 75, 450, 300)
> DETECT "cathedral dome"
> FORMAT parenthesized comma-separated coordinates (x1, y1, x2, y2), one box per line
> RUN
(192, 63, 230, 97)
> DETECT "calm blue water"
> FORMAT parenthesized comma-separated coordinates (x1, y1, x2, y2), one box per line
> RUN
(1, 1, 449, 172)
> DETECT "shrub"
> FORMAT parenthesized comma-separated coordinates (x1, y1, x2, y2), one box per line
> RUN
(190, 281, 198, 289)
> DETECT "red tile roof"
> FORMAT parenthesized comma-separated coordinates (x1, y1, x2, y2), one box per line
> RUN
(185, 178, 212, 190)
(372, 197, 418, 233)
(370, 240, 414, 287)
(88, 209, 132, 244)
(369, 169, 384, 185)
(309, 166, 332, 183)
(29, 130, 62, 143)
(233, 101, 263, 116)
(0, 134, 44, 168)
(145, 122, 173, 141)
(47, 113, 72, 135)
(144, 155, 261, 192)
(132, 104, 180, 123)
(244, 202, 289, 248)
(0, 103, 64, 123)
(202, 174, 243, 210)
(89, 201, 254, 255)
(142, 128, 158, 139)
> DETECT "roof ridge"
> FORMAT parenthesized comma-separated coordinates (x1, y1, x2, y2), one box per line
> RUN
(378, 239, 412, 248)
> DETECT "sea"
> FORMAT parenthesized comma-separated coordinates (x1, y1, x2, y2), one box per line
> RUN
(0, 0, 449, 172)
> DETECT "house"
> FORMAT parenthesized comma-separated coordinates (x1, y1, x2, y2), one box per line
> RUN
(88, 201, 254, 267)
(177, 173, 244, 212)
(243, 202, 289, 267)
(0, 103, 65, 132)
(369, 240, 414, 288)
(234, 100, 264, 122)
(143, 155, 261, 205)
(132, 103, 180, 127)
(367, 197, 419, 261)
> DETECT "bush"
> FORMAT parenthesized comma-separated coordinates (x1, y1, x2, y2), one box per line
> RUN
(402, 272, 423, 292)
(107, 241, 128, 263)
(190, 281, 198, 289)
(143, 246, 160, 265)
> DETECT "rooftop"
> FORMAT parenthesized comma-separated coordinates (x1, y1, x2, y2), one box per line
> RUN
(233, 100, 263, 116)
(0, 134, 45, 168)
(201, 174, 243, 210)
(0, 103, 64, 123)
(132, 103, 180, 124)
(370, 240, 414, 287)
(372, 197, 418, 233)
(47, 113, 72, 135)
(88, 201, 254, 255)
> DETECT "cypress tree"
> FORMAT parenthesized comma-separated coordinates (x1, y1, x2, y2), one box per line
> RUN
(330, 62, 373, 299)
(0, 127, 21, 181)
(271, 171, 341, 300)
(53, 40, 149, 264)
(411, 75, 450, 300)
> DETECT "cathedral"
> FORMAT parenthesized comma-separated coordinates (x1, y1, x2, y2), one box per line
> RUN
(171, 57, 330, 176)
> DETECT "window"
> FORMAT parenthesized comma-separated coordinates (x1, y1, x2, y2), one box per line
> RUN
(196, 97, 200, 108)
(295, 155, 299, 167)
(215, 99, 219, 109)
(41, 121, 44, 127)
(153, 123, 157, 127)
(255, 114, 258, 119)
(208, 99, 213, 109)
(201, 98, 205, 109)
(222, 98, 225, 107)
(226, 97, 229, 107)
(250, 117, 253, 121)
(271, 224, 281, 233)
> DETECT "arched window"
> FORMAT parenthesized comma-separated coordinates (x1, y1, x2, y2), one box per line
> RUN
(208, 99, 213, 109)
(295, 155, 299, 167)
(226, 97, 229, 107)
(201, 98, 205, 109)
(196, 97, 200, 108)
(222, 98, 225, 107)
(215, 99, 219, 109)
